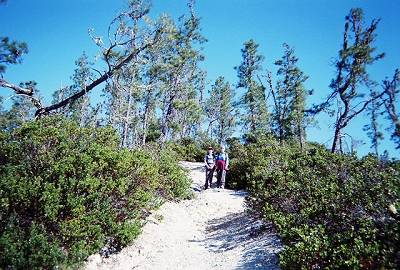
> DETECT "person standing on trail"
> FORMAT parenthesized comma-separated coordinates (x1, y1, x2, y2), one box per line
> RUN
(215, 145, 229, 188)
(204, 146, 215, 189)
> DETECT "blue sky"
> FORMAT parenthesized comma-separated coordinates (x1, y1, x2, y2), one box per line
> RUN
(1, 0, 399, 157)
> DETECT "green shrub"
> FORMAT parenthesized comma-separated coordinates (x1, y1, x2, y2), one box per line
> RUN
(0, 116, 191, 269)
(168, 137, 219, 162)
(229, 139, 399, 269)
(157, 148, 192, 199)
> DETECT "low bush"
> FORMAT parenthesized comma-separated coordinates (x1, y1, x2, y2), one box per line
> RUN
(152, 145, 192, 200)
(0, 116, 191, 269)
(169, 137, 219, 162)
(229, 139, 399, 269)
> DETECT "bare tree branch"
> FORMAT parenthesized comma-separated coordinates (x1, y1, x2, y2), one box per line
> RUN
(35, 29, 162, 117)
(0, 78, 33, 95)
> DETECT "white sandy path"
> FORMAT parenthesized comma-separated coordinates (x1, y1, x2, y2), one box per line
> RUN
(85, 161, 282, 270)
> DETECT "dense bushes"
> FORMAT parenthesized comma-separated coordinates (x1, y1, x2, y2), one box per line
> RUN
(229, 139, 399, 269)
(169, 136, 220, 162)
(0, 117, 191, 269)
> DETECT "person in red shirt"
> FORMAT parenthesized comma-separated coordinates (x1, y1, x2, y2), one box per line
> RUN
(215, 145, 229, 188)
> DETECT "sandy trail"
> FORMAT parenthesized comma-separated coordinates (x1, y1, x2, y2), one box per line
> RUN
(85, 161, 281, 270)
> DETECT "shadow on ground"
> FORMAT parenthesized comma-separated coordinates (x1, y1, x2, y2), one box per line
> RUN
(202, 212, 282, 270)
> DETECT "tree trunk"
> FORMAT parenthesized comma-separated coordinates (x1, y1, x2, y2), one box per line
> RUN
(79, 94, 89, 127)
(297, 122, 304, 150)
(332, 127, 341, 153)
(161, 76, 180, 142)
(122, 87, 133, 148)
(141, 92, 151, 145)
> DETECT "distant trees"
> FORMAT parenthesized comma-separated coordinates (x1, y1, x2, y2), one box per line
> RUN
(1, 0, 166, 119)
(157, 7, 205, 142)
(1, 0, 206, 148)
(0, 1, 398, 155)
(233, 41, 311, 148)
(102, 0, 205, 147)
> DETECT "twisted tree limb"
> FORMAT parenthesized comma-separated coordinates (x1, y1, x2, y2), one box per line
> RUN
(0, 78, 33, 96)
(0, 27, 163, 118)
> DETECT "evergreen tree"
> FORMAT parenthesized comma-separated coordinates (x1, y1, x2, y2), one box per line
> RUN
(381, 69, 400, 149)
(102, 0, 156, 147)
(270, 43, 309, 147)
(52, 52, 94, 126)
(205, 76, 235, 144)
(363, 90, 383, 156)
(0, 81, 40, 130)
(102, 1, 205, 146)
(235, 39, 269, 136)
(158, 6, 206, 142)
(0, 37, 28, 75)
(310, 8, 384, 153)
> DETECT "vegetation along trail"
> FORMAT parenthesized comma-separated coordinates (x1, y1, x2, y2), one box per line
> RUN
(85, 161, 282, 270)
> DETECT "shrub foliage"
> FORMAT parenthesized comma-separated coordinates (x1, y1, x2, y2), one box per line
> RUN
(0, 117, 191, 269)
(229, 139, 399, 269)
(168, 136, 220, 162)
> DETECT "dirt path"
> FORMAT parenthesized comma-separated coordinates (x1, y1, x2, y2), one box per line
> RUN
(85, 161, 282, 270)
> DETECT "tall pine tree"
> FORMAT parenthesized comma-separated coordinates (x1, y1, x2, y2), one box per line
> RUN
(205, 76, 235, 143)
(52, 52, 94, 126)
(311, 8, 385, 153)
(235, 39, 269, 137)
(270, 43, 309, 147)
(381, 69, 400, 149)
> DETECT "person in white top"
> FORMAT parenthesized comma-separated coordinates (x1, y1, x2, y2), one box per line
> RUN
(204, 146, 215, 189)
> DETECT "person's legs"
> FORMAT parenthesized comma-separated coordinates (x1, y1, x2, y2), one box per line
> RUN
(216, 169, 222, 188)
(208, 167, 214, 188)
(220, 170, 226, 188)
(204, 167, 210, 189)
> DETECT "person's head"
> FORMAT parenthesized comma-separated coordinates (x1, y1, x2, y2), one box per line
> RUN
(207, 146, 213, 154)
(220, 145, 225, 153)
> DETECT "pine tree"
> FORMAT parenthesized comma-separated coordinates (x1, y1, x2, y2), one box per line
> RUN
(52, 52, 94, 126)
(157, 6, 206, 142)
(0, 81, 40, 130)
(270, 43, 309, 147)
(102, 0, 153, 147)
(205, 76, 235, 144)
(363, 92, 383, 156)
(331, 9, 384, 153)
(235, 39, 269, 136)
(0, 37, 28, 74)
(381, 69, 400, 149)
(310, 8, 384, 153)
(102, 1, 205, 146)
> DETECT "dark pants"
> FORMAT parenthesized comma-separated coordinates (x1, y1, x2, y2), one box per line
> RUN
(216, 169, 226, 188)
(205, 166, 215, 189)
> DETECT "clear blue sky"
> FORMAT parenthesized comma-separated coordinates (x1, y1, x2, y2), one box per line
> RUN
(1, 0, 399, 157)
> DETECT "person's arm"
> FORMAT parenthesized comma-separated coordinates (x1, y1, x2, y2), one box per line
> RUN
(204, 154, 210, 169)
(225, 154, 229, 170)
